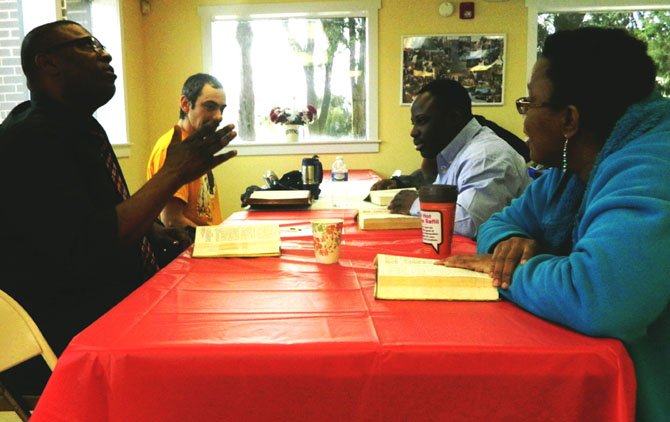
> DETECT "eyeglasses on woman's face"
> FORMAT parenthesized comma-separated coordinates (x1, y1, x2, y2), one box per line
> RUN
(45, 36, 107, 56)
(515, 97, 552, 115)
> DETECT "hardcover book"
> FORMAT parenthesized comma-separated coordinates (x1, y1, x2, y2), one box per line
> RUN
(368, 188, 417, 206)
(246, 190, 312, 209)
(374, 254, 499, 301)
(357, 209, 422, 230)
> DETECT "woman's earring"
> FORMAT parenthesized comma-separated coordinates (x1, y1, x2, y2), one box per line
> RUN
(562, 135, 569, 173)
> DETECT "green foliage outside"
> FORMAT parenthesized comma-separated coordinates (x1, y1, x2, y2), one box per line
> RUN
(538, 11, 670, 96)
(323, 95, 353, 137)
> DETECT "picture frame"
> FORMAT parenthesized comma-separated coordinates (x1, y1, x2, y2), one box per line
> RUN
(401, 33, 506, 106)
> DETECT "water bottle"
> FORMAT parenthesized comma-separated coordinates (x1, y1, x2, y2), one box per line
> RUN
(331, 156, 349, 207)
(331, 156, 348, 182)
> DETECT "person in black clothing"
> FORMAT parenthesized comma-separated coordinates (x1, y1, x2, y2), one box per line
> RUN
(474, 115, 530, 162)
(0, 20, 237, 396)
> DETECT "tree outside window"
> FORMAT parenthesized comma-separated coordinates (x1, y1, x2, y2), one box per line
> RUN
(200, 0, 380, 155)
(214, 17, 367, 143)
(538, 10, 670, 96)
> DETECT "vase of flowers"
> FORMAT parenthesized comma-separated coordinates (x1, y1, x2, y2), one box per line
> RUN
(270, 105, 317, 142)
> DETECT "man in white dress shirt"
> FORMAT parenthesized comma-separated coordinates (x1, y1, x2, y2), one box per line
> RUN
(388, 79, 530, 238)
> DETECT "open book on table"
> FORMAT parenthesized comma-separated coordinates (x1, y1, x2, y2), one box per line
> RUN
(192, 222, 281, 258)
(374, 254, 499, 301)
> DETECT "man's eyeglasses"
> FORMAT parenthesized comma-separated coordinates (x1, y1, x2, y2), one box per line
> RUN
(45, 36, 106, 55)
(515, 97, 551, 115)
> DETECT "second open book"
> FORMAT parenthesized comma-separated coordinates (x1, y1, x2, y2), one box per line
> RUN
(192, 222, 281, 258)
(374, 254, 499, 301)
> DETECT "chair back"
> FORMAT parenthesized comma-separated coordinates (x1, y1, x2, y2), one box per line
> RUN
(0, 289, 57, 372)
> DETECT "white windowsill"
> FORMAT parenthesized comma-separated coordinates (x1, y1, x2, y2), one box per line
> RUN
(225, 139, 381, 156)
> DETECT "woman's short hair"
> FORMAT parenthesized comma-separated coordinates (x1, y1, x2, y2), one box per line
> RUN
(541, 27, 657, 138)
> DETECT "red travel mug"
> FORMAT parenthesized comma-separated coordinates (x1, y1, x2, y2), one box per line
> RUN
(419, 185, 458, 258)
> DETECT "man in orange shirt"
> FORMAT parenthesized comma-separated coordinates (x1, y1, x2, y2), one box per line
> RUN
(148, 73, 227, 227)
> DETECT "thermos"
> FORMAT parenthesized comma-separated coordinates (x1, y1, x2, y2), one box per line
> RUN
(419, 184, 458, 258)
(301, 155, 323, 199)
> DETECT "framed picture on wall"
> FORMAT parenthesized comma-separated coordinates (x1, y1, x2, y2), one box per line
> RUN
(401, 33, 506, 106)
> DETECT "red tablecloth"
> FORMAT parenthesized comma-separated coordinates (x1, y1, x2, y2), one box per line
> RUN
(32, 209, 635, 422)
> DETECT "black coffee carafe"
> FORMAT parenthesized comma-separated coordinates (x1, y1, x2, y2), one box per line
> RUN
(301, 155, 323, 199)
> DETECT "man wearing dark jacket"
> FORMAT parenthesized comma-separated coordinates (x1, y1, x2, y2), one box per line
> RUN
(0, 20, 237, 397)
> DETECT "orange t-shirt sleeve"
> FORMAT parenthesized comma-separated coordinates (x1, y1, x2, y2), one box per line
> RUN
(146, 127, 189, 203)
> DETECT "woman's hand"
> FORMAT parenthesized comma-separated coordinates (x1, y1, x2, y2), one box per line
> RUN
(489, 237, 538, 289)
(440, 254, 493, 274)
(440, 236, 538, 290)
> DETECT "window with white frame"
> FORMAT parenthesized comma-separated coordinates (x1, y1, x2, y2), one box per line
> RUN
(525, 0, 670, 96)
(0, 0, 129, 155)
(199, 0, 381, 156)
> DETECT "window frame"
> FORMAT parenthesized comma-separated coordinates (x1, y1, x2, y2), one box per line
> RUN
(87, 0, 129, 157)
(198, 0, 381, 156)
(525, 0, 670, 83)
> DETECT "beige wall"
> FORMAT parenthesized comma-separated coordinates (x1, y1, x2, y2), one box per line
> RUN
(117, 0, 529, 219)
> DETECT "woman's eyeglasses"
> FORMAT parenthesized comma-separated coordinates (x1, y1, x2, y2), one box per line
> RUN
(515, 97, 552, 115)
(45, 36, 107, 55)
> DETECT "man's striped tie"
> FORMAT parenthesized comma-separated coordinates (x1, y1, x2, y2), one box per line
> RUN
(95, 128, 159, 278)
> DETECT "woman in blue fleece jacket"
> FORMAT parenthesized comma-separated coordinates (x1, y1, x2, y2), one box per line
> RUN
(443, 28, 669, 421)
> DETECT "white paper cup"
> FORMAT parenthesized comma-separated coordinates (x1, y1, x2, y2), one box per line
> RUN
(311, 218, 344, 264)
